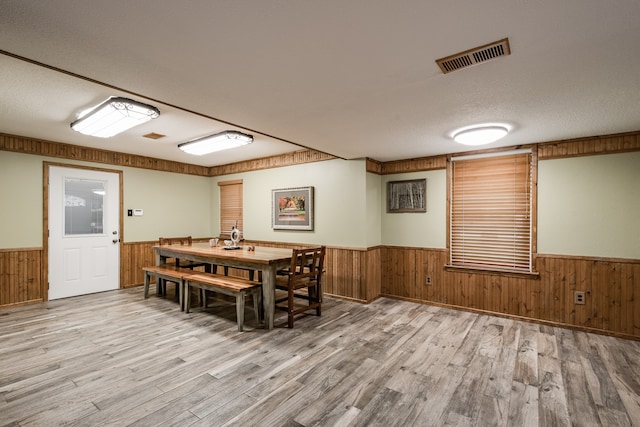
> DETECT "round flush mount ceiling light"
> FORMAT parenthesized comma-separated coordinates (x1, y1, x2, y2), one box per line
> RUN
(452, 125, 509, 146)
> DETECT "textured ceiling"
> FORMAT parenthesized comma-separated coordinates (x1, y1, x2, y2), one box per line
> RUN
(1, 1, 639, 167)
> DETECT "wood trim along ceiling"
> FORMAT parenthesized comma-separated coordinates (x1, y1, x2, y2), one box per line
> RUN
(0, 133, 333, 177)
(2, 130, 640, 177)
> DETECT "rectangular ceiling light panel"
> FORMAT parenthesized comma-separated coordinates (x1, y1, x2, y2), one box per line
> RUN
(178, 131, 253, 155)
(71, 97, 160, 138)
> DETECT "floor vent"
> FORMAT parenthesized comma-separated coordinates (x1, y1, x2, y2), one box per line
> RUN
(436, 38, 511, 74)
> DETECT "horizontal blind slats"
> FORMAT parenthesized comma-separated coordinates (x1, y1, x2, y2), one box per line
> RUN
(451, 153, 532, 271)
(220, 181, 243, 236)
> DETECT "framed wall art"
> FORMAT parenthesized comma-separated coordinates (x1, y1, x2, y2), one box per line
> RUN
(387, 179, 426, 213)
(272, 186, 314, 230)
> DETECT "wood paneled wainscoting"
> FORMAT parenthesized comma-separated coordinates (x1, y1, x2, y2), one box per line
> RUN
(0, 248, 43, 307)
(381, 246, 640, 340)
(5, 242, 638, 341)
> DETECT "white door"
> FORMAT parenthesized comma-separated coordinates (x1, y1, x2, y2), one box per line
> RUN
(49, 166, 120, 300)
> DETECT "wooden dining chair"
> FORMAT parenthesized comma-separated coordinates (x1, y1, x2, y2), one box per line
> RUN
(275, 246, 326, 328)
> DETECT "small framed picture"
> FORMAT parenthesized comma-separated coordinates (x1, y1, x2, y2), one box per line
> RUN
(387, 179, 426, 212)
(272, 186, 314, 230)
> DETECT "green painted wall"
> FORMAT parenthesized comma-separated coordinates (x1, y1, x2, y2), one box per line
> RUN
(213, 158, 369, 247)
(538, 151, 640, 259)
(1, 148, 639, 260)
(0, 151, 212, 248)
(381, 169, 447, 249)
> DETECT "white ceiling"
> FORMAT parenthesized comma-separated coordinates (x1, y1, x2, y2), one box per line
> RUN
(1, 1, 639, 167)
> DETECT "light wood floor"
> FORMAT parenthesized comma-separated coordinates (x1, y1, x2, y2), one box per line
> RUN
(1, 286, 639, 427)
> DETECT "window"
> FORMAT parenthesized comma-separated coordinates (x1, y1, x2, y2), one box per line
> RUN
(449, 149, 533, 273)
(218, 179, 243, 239)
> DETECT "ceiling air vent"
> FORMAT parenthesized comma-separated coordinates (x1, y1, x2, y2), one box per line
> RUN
(436, 38, 510, 74)
(143, 132, 166, 140)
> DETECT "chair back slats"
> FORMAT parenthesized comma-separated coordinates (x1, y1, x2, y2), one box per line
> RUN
(288, 246, 325, 285)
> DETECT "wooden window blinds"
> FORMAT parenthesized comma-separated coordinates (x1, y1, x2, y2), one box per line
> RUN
(450, 149, 532, 272)
(218, 179, 243, 239)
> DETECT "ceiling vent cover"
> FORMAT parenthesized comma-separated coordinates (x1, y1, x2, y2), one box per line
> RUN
(436, 38, 510, 74)
(143, 132, 166, 140)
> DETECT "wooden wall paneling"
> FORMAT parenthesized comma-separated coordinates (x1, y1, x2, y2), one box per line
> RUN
(574, 259, 589, 328)
(459, 270, 470, 309)
(380, 155, 448, 175)
(380, 248, 640, 340)
(537, 131, 640, 160)
(365, 247, 381, 302)
(414, 249, 426, 301)
(356, 249, 368, 301)
(324, 247, 337, 297)
(0, 134, 211, 176)
(209, 149, 335, 176)
(416, 249, 427, 301)
(511, 275, 526, 318)
(543, 260, 565, 322)
(121, 241, 156, 288)
(365, 158, 383, 174)
(381, 247, 392, 296)
(1, 134, 335, 178)
(0, 249, 43, 308)
(563, 258, 577, 326)
(391, 247, 408, 298)
(324, 247, 369, 302)
(26, 249, 42, 302)
(592, 260, 603, 331)
(403, 248, 416, 299)
(620, 263, 635, 336)
(351, 248, 363, 299)
(609, 261, 622, 334)
(336, 248, 353, 299)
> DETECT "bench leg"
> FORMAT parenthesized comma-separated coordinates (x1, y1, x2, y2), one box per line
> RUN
(144, 272, 150, 299)
(185, 282, 191, 314)
(158, 278, 165, 296)
(179, 280, 184, 311)
(236, 291, 245, 332)
(250, 288, 262, 325)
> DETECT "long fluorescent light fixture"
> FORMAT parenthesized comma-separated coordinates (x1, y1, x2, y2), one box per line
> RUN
(178, 131, 253, 155)
(70, 97, 160, 138)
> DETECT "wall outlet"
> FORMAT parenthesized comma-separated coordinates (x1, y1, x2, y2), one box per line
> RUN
(426, 275, 432, 285)
(574, 291, 586, 305)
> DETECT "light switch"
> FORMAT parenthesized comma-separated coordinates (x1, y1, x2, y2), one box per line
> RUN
(133, 209, 143, 216)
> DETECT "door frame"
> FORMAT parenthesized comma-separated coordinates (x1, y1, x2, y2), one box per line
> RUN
(43, 161, 124, 301)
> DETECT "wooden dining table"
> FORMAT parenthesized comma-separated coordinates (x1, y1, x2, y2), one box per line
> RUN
(153, 242, 293, 330)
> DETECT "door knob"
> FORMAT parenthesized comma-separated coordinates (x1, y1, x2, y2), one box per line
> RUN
(113, 239, 120, 244)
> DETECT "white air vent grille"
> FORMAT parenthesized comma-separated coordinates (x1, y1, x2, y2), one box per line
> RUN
(436, 38, 511, 74)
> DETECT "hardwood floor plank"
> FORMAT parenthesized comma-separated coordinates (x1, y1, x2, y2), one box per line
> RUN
(508, 381, 539, 426)
(445, 351, 493, 420)
(513, 322, 540, 386)
(0, 287, 639, 426)
(538, 366, 571, 426)
(562, 359, 602, 427)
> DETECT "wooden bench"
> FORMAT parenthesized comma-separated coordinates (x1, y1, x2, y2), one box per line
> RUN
(143, 265, 196, 310)
(184, 272, 262, 332)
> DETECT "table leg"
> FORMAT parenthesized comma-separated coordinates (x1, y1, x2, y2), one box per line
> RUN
(262, 265, 276, 330)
